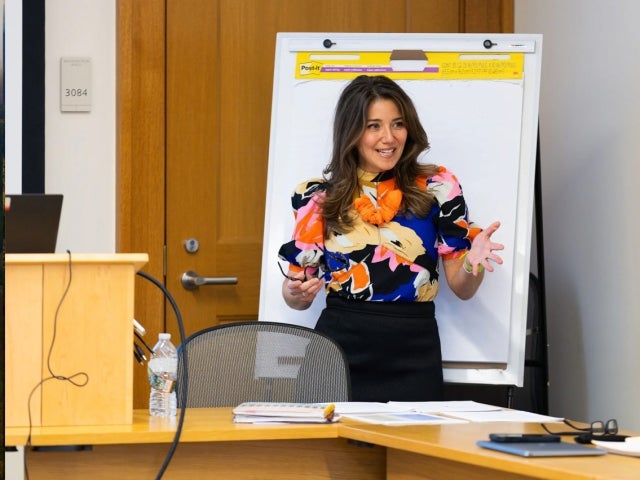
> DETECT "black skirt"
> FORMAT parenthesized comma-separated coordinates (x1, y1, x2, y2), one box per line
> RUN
(315, 295, 443, 402)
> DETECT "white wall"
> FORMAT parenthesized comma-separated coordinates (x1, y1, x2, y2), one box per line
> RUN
(516, 0, 640, 430)
(45, 0, 116, 253)
(5, 0, 116, 253)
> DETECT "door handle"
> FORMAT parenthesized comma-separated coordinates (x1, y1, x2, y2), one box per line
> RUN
(181, 270, 238, 290)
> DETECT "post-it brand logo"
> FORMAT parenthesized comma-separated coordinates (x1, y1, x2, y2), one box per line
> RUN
(299, 62, 322, 76)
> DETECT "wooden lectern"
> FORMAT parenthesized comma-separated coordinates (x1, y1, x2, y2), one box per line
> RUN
(5, 253, 148, 427)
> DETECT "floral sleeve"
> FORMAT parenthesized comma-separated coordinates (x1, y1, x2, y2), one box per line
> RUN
(277, 179, 327, 272)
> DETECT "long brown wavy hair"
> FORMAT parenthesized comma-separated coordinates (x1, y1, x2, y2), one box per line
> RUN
(321, 75, 440, 233)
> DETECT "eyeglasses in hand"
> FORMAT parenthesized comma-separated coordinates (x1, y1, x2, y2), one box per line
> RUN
(277, 262, 313, 282)
(278, 246, 349, 284)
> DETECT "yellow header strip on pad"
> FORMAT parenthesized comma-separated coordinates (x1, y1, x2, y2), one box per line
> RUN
(295, 51, 524, 80)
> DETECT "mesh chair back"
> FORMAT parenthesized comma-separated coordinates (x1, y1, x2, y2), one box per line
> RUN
(177, 321, 351, 407)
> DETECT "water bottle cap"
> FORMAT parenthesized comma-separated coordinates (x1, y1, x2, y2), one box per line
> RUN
(159, 333, 171, 340)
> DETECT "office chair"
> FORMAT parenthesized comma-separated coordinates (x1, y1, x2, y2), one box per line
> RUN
(176, 321, 351, 407)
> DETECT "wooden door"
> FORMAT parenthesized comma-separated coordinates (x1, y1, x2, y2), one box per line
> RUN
(118, 0, 513, 407)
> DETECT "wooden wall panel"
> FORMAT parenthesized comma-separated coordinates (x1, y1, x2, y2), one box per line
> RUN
(463, 0, 514, 33)
(407, 0, 461, 32)
(116, 0, 166, 408)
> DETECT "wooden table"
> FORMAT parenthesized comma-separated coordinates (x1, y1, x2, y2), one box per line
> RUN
(6, 408, 639, 479)
(6, 408, 385, 479)
(340, 420, 640, 480)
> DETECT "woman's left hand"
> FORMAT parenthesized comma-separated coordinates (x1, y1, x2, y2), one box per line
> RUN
(466, 221, 504, 274)
(282, 271, 324, 310)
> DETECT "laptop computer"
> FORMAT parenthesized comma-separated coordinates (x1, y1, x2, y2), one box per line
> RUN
(477, 440, 607, 457)
(4, 194, 64, 253)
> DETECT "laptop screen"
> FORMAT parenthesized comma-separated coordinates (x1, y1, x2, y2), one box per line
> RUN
(4, 194, 64, 253)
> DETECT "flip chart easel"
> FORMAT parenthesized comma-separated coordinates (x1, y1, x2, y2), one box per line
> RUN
(259, 33, 543, 386)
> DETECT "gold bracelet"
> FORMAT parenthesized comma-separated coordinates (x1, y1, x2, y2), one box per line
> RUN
(462, 252, 483, 274)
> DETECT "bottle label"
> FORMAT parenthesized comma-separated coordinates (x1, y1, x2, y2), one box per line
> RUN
(148, 367, 176, 393)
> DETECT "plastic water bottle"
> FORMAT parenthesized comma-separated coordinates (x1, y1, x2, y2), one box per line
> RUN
(148, 333, 178, 417)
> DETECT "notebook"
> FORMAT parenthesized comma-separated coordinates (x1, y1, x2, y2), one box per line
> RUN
(477, 440, 607, 457)
(4, 194, 64, 253)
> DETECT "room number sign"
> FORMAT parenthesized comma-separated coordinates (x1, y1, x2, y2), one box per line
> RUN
(60, 57, 92, 112)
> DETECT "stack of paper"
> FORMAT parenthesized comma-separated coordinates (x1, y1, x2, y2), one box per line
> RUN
(387, 401, 563, 423)
(334, 402, 465, 425)
(231, 401, 564, 426)
(232, 402, 338, 424)
(332, 401, 564, 425)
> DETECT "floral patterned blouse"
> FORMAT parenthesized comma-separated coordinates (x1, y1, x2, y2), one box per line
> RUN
(278, 166, 480, 302)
